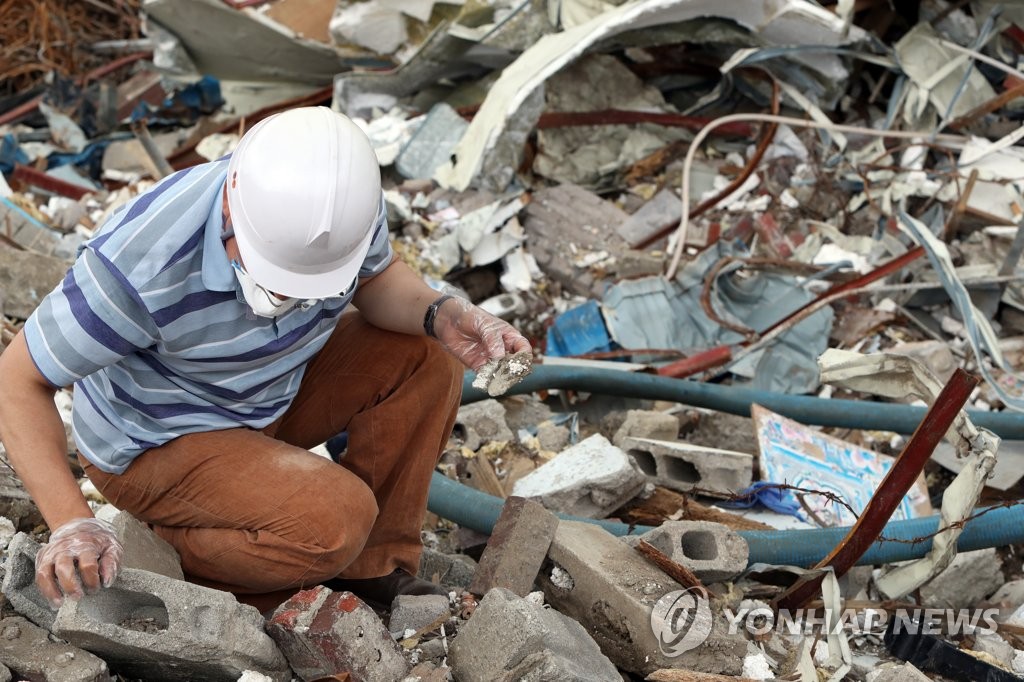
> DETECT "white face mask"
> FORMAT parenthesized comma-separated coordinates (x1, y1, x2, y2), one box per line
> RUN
(231, 261, 302, 318)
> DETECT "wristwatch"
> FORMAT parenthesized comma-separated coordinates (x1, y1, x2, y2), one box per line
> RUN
(423, 294, 454, 338)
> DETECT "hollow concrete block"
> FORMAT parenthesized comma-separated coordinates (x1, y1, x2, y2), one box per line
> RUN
(620, 436, 752, 496)
(634, 520, 749, 583)
(52, 568, 290, 682)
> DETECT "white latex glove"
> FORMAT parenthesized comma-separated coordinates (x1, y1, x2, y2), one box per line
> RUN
(35, 517, 123, 609)
(432, 296, 531, 371)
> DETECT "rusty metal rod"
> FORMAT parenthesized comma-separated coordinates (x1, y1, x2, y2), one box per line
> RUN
(773, 368, 980, 611)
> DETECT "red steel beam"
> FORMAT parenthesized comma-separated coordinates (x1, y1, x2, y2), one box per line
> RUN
(773, 368, 980, 611)
(11, 164, 93, 200)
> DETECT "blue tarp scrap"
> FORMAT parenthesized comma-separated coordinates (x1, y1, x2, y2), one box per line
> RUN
(717, 481, 804, 518)
(0, 135, 29, 174)
(130, 75, 224, 125)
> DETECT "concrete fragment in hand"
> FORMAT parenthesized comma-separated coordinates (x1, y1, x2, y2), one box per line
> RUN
(266, 585, 408, 682)
(449, 587, 621, 682)
(472, 350, 533, 397)
(52, 568, 289, 682)
(511, 434, 646, 517)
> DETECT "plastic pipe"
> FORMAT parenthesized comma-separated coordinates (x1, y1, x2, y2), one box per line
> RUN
(429, 472, 1024, 567)
(460, 365, 1024, 438)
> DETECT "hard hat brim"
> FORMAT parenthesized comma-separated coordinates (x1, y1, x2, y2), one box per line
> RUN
(231, 213, 376, 300)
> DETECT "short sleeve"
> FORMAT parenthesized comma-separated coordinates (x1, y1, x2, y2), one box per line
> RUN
(357, 194, 394, 279)
(23, 247, 158, 388)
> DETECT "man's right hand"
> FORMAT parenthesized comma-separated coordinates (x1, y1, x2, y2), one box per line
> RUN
(35, 517, 123, 609)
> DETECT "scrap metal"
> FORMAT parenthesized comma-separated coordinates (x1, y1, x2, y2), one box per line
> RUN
(774, 367, 978, 611)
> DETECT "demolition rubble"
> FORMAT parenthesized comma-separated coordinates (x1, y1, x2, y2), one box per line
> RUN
(4, 0, 1024, 680)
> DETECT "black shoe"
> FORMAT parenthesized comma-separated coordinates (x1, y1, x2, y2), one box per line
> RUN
(323, 569, 448, 610)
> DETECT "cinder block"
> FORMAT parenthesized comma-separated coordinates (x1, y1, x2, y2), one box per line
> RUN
(511, 435, 646, 517)
(0, 616, 112, 682)
(635, 521, 748, 583)
(52, 568, 289, 682)
(107, 510, 184, 581)
(449, 587, 621, 682)
(267, 585, 409, 682)
(470, 496, 559, 597)
(620, 436, 752, 496)
(3, 532, 56, 631)
(612, 410, 679, 447)
(539, 521, 747, 676)
(389, 594, 451, 635)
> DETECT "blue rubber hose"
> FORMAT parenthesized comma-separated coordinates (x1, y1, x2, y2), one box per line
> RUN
(460, 365, 1024, 438)
(429, 472, 1024, 568)
(425, 366, 1024, 567)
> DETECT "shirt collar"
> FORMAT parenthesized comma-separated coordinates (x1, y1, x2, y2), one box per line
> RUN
(201, 178, 236, 292)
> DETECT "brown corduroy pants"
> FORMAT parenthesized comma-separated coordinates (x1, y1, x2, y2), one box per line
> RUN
(80, 312, 463, 598)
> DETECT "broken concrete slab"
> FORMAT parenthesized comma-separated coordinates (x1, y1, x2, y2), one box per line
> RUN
(266, 586, 409, 682)
(470, 496, 559, 598)
(3, 532, 57, 631)
(389, 594, 450, 636)
(612, 410, 679, 448)
(0, 198, 66, 257)
(107, 510, 184, 581)
(520, 183, 629, 298)
(395, 102, 468, 181)
(435, 0, 864, 192)
(868, 661, 931, 682)
(449, 587, 621, 682)
(52, 568, 289, 682)
(0, 247, 70, 319)
(419, 548, 477, 591)
(969, 633, 1015, 670)
(511, 434, 646, 517)
(617, 188, 679, 247)
(456, 400, 515, 443)
(917, 547, 1004, 611)
(634, 521, 749, 583)
(539, 521, 747, 675)
(620, 436, 753, 496)
(0, 616, 112, 682)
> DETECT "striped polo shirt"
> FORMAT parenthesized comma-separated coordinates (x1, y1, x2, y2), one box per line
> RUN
(24, 158, 393, 474)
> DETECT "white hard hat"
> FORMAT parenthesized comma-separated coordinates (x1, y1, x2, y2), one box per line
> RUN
(225, 106, 382, 299)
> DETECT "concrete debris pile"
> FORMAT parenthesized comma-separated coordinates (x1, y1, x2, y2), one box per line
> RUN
(6, 0, 1024, 680)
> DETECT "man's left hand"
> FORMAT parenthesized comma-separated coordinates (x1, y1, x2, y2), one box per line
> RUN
(431, 296, 531, 370)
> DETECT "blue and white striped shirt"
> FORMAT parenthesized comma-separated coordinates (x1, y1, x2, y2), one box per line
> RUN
(24, 158, 393, 474)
